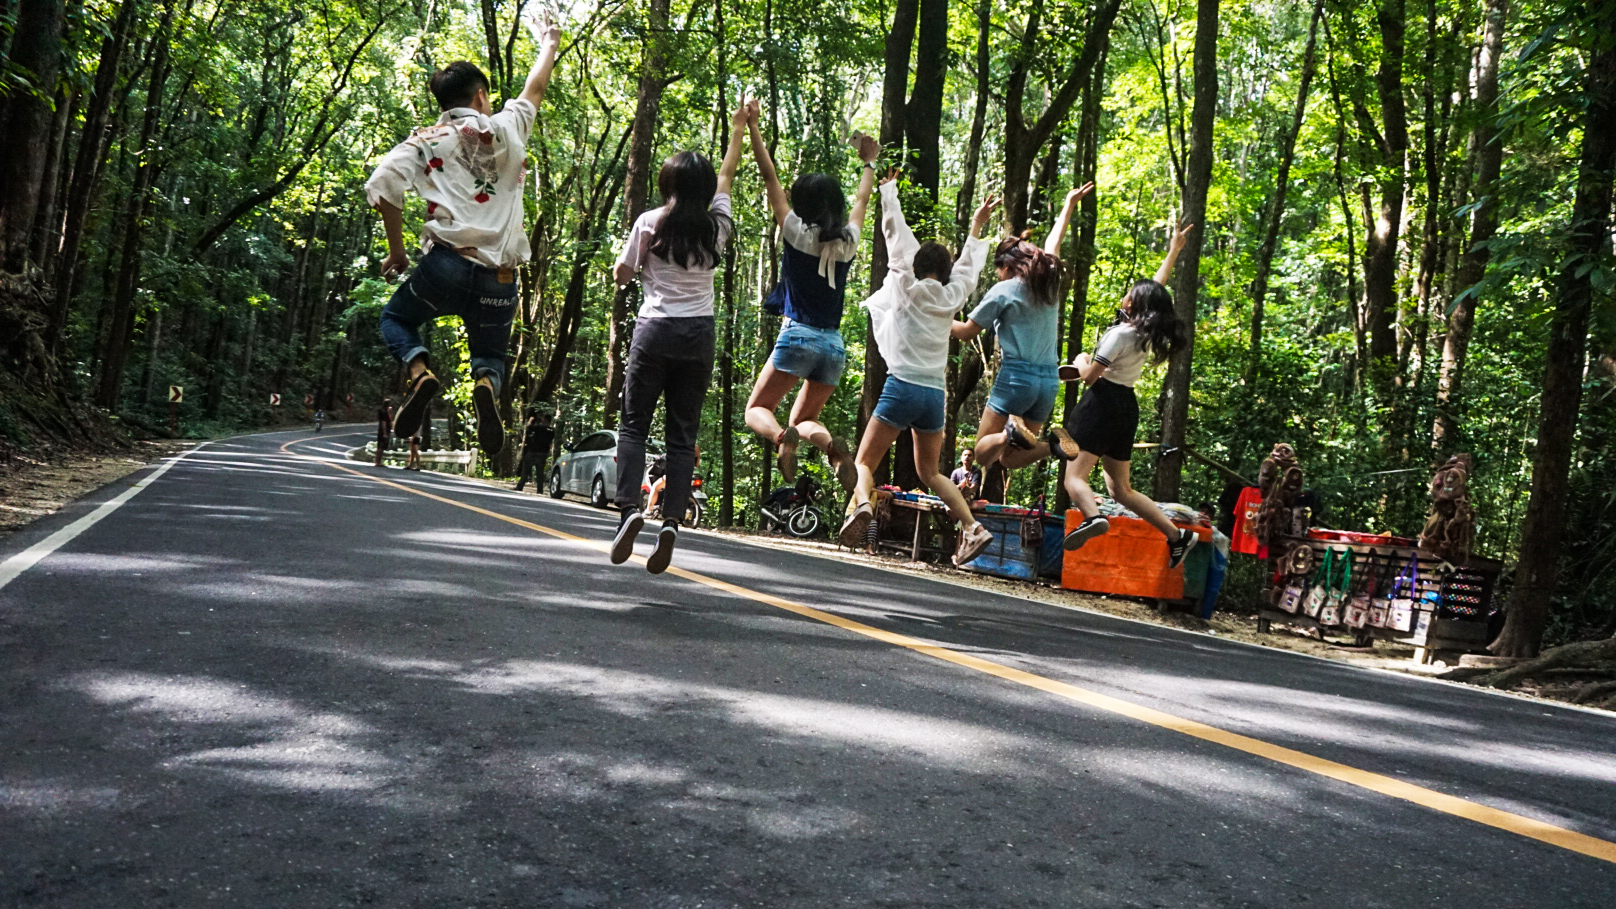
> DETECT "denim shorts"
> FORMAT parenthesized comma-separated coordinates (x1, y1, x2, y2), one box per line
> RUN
(987, 358, 1059, 423)
(771, 319, 846, 386)
(873, 376, 946, 433)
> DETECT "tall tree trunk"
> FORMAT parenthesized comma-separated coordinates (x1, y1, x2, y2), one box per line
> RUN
(95, 9, 174, 410)
(857, 0, 919, 439)
(1248, 0, 1323, 367)
(1360, 0, 1410, 372)
(28, 86, 76, 274)
(1490, 15, 1615, 658)
(1001, 0, 1123, 233)
(1433, 0, 1507, 452)
(1054, 31, 1109, 513)
(0, 0, 66, 271)
(603, 0, 672, 429)
(945, 0, 995, 466)
(1154, 0, 1219, 502)
(50, 0, 138, 349)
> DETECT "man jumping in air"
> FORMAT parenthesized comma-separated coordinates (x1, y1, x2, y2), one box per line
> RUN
(364, 14, 561, 457)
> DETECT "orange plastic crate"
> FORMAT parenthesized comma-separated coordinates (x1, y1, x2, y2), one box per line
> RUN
(1060, 511, 1211, 600)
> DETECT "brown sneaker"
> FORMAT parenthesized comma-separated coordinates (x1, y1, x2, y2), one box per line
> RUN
(1004, 416, 1037, 451)
(838, 501, 874, 549)
(1044, 425, 1082, 461)
(828, 436, 859, 495)
(776, 425, 801, 483)
(473, 377, 505, 457)
(953, 522, 994, 567)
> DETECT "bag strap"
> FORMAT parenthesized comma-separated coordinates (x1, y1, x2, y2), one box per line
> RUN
(1312, 547, 1334, 585)
(1335, 549, 1353, 592)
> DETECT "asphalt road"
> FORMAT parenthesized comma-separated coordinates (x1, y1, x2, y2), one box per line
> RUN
(2, 429, 1614, 908)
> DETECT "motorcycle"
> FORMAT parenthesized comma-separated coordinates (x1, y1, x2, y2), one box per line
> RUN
(640, 455, 706, 528)
(313, 411, 325, 432)
(760, 473, 827, 538)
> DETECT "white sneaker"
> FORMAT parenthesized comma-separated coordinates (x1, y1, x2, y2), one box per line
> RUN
(611, 511, 644, 565)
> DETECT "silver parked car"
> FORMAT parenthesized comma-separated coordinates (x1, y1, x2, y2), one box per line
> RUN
(548, 430, 662, 508)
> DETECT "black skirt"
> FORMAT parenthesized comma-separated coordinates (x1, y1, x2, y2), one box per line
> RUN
(1063, 377, 1139, 461)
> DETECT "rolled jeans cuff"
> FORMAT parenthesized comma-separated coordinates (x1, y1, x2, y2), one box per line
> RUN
(470, 361, 503, 396)
(400, 345, 430, 369)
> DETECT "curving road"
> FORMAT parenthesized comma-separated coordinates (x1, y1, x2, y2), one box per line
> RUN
(2, 430, 1614, 908)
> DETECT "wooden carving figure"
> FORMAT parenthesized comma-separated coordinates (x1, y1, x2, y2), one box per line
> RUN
(1256, 443, 1303, 547)
(1421, 453, 1476, 564)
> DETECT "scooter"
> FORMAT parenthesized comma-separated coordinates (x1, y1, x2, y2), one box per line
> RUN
(760, 473, 826, 538)
(641, 457, 706, 528)
(313, 411, 325, 432)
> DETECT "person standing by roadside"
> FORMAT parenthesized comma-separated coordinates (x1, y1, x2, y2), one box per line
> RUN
(608, 101, 750, 575)
(374, 398, 393, 466)
(405, 434, 423, 471)
(513, 408, 556, 492)
(365, 13, 561, 458)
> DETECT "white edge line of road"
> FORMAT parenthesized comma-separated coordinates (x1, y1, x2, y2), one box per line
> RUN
(0, 442, 208, 594)
(282, 431, 1616, 724)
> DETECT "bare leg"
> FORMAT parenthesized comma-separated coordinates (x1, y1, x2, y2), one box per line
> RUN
(913, 429, 978, 528)
(1099, 456, 1180, 539)
(787, 379, 840, 457)
(744, 363, 801, 443)
(998, 418, 1049, 470)
(973, 406, 1011, 467)
(851, 418, 903, 508)
(1062, 451, 1104, 519)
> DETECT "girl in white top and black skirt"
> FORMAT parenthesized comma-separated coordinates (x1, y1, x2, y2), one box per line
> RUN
(1053, 223, 1199, 569)
(608, 100, 749, 575)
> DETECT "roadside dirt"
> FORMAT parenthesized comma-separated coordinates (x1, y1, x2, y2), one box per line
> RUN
(0, 440, 194, 537)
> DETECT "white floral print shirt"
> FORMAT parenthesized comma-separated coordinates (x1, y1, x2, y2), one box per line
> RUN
(365, 99, 536, 269)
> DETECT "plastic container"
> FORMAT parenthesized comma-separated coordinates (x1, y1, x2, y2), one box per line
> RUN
(963, 513, 1065, 581)
(1060, 512, 1213, 601)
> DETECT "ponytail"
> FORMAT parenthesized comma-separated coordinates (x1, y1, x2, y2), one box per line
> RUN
(993, 235, 1062, 307)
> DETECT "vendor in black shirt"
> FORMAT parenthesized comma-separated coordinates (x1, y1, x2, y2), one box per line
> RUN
(514, 408, 556, 492)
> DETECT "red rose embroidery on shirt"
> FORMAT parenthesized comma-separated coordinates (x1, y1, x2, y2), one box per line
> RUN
(426, 202, 438, 214)
(429, 157, 444, 171)
(475, 192, 490, 203)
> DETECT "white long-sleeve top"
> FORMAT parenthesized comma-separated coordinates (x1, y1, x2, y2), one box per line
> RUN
(860, 181, 987, 390)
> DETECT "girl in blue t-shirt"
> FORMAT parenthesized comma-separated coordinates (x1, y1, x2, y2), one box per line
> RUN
(951, 183, 1091, 485)
(741, 100, 880, 495)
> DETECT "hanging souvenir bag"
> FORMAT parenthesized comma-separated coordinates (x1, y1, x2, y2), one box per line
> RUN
(1319, 550, 1353, 627)
(1276, 545, 1312, 613)
(1388, 553, 1420, 633)
(1345, 552, 1380, 628)
(1302, 548, 1336, 618)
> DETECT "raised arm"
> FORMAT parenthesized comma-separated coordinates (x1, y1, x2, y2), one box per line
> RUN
(944, 193, 1001, 304)
(847, 133, 881, 228)
(1043, 182, 1093, 256)
(517, 14, 562, 110)
(747, 101, 789, 226)
(716, 100, 749, 197)
(878, 169, 919, 269)
(1155, 222, 1194, 285)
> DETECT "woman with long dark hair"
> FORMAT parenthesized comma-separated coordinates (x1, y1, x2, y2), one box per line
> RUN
(950, 183, 1091, 482)
(742, 101, 879, 493)
(1052, 222, 1199, 568)
(608, 100, 749, 574)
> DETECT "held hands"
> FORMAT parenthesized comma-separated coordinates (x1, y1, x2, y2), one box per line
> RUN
(732, 97, 753, 130)
(744, 96, 762, 127)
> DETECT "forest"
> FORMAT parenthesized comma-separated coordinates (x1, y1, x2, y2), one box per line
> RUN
(0, 0, 1611, 660)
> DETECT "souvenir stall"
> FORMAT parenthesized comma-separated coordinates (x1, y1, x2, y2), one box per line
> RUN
(1251, 453, 1501, 664)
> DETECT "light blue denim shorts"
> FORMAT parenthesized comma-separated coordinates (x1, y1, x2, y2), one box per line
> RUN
(987, 358, 1059, 423)
(873, 376, 946, 433)
(770, 319, 846, 386)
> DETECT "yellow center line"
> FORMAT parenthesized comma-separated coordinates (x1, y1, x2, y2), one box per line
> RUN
(283, 438, 1616, 866)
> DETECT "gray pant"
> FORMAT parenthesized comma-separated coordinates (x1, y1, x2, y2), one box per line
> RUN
(614, 316, 715, 520)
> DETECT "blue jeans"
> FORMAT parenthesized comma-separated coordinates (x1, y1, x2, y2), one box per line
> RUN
(988, 358, 1059, 423)
(770, 319, 846, 386)
(379, 246, 518, 395)
(873, 376, 945, 433)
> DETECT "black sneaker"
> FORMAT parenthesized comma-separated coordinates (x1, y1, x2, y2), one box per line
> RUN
(646, 521, 678, 575)
(1004, 416, 1037, 451)
(1063, 516, 1110, 551)
(611, 510, 644, 565)
(393, 370, 441, 439)
(1167, 528, 1198, 569)
(473, 378, 505, 456)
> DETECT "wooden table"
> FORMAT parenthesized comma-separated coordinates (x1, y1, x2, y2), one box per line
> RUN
(879, 498, 956, 562)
